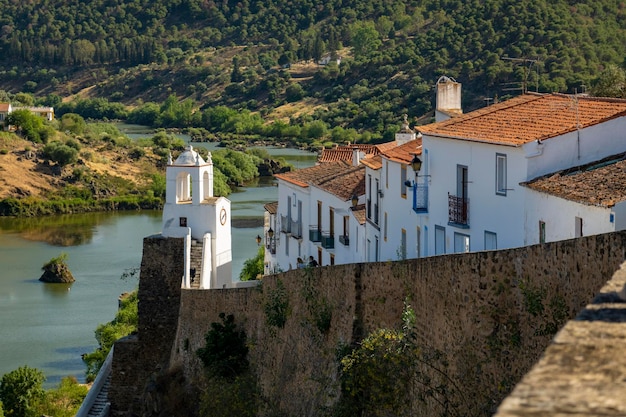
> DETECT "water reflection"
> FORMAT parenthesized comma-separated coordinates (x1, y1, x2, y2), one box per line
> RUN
(41, 282, 73, 297)
(0, 213, 113, 246)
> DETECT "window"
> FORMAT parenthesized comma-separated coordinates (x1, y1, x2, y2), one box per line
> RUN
(539, 221, 546, 244)
(575, 217, 583, 238)
(435, 226, 446, 255)
(375, 236, 379, 261)
(496, 153, 507, 195)
(330, 254, 335, 266)
(367, 175, 372, 220)
(385, 161, 389, 188)
(384, 212, 388, 241)
(484, 231, 497, 250)
(400, 229, 407, 259)
(416, 226, 421, 258)
(454, 232, 470, 253)
(401, 165, 407, 198)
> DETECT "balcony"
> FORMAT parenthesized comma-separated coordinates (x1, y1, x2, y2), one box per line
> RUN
(280, 215, 291, 234)
(339, 235, 349, 246)
(448, 194, 469, 227)
(309, 225, 321, 242)
(321, 231, 335, 249)
(413, 183, 428, 213)
(290, 218, 302, 239)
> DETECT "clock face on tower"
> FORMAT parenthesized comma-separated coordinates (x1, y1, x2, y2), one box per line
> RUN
(220, 207, 227, 225)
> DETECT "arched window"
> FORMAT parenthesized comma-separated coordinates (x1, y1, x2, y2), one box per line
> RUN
(176, 171, 191, 203)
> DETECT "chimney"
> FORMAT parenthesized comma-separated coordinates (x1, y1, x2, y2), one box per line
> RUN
(435, 76, 462, 122)
(352, 149, 365, 166)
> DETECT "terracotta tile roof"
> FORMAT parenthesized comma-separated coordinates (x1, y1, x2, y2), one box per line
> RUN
(318, 143, 393, 163)
(264, 201, 278, 214)
(351, 204, 366, 225)
(361, 154, 382, 170)
(381, 138, 422, 164)
(318, 148, 355, 163)
(314, 165, 365, 201)
(0, 103, 10, 112)
(275, 161, 352, 188)
(418, 93, 626, 146)
(523, 153, 626, 207)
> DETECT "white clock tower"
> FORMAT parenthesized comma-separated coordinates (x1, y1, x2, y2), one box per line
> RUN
(161, 145, 232, 289)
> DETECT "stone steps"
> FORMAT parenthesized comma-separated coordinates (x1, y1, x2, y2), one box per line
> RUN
(86, 373, 111, 417)
(190, 239, 203, 289)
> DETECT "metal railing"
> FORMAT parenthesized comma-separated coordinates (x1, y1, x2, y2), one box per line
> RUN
(448, 194, 469, 226)
(309, 225, 321, 242)
(280, 215, 291, 234)
(321, 231, 335, 249)
(290, 219, 302, 238)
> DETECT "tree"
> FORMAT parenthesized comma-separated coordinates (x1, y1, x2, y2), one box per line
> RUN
(5, 110, 44, 143)
(591, 64, 626, 98)
(240, 246, 264, 281)
(0, 366, 45, 417)
(60, 113, 86, 135)
(350, 21, 382, 59)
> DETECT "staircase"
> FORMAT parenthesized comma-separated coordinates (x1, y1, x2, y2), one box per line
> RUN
(190, 239, 203, 289)
(86, 373, 111, 417)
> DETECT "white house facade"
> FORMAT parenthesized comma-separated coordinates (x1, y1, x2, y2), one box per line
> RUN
(418, 93, 626, 255)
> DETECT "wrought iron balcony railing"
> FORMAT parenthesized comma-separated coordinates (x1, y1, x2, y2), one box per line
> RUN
(448, 194, 469, 226)
(321, 231, 334, 249)
(309, 225, 321, 242)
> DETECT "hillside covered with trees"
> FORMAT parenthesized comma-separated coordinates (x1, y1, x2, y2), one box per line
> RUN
(0, 0, 624, 139)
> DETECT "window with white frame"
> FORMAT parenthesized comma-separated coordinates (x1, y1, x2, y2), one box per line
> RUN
(496, 153, 507, 195)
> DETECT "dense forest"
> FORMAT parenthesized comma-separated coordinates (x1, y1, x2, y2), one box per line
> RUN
(0, 0, 624, 139)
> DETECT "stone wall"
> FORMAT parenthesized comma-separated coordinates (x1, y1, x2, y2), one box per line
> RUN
(111, 231, 626, 416)
(494, 261, 626, 416)
(110, 236, 184, 417)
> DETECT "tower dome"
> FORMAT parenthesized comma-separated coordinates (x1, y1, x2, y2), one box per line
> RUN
(174, 145, 206, 165)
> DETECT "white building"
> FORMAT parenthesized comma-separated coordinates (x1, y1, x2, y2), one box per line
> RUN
(523, 155, 626, 243)
(417, 93, 626, 254)
(269, 161, 366, 271)
(161, 145, 233, 289)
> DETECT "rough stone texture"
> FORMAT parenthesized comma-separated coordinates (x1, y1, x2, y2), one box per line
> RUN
(494, 261, 626, 417)
(39, 260, 75, 283)
(112, 231, 626, 416)
(109, 235, 184, 417)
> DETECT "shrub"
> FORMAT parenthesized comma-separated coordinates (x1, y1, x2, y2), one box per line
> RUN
(239, 246, 264, 281)
(0, 365, 45, 417)
(42, 141, 78, 166)
(197, 313, 249, 379)
(38, 376, 88, 417)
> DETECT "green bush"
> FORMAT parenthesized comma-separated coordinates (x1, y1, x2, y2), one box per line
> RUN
(197, 313, 249, 379)
(42, 141, 78, 166)
(263, 279, 289, 328)
(83, 290, 138, 382)
(0, 365, 45, 417)
(239, 246, 264, 281)
(38, 376, 88, 417)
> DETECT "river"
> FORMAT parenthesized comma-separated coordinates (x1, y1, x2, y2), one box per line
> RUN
(0, 142, 316, 386)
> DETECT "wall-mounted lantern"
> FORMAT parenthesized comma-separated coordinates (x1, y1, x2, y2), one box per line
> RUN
(256, 235, 262, 245)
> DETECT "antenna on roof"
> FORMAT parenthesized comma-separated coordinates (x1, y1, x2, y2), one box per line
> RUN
(501, 57, 540, 93)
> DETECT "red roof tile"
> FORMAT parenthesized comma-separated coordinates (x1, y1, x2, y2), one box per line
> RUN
(314, 165, 365, 200)
(264, 201, 278, 214)
(418, 93, 626, 146)
(275, 161, 352, 188)
(524, 153, 626, 207)
(381, 138, 422, 164)
(361, 154, 383, 170)
(351, 204, 366, 225)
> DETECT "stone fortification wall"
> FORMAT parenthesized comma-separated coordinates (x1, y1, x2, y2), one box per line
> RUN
(113, 231, 626, 416)
(110, 236, 184, 417)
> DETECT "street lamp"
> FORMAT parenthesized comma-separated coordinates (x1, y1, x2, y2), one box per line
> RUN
(411, 154, 422, 173)
(256, 235, 262, 245)
(351, 194, 359, 207)
(267, 227, 274, 238)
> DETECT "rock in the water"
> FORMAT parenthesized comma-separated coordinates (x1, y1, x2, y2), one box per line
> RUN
(39, 261, 75, 283)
